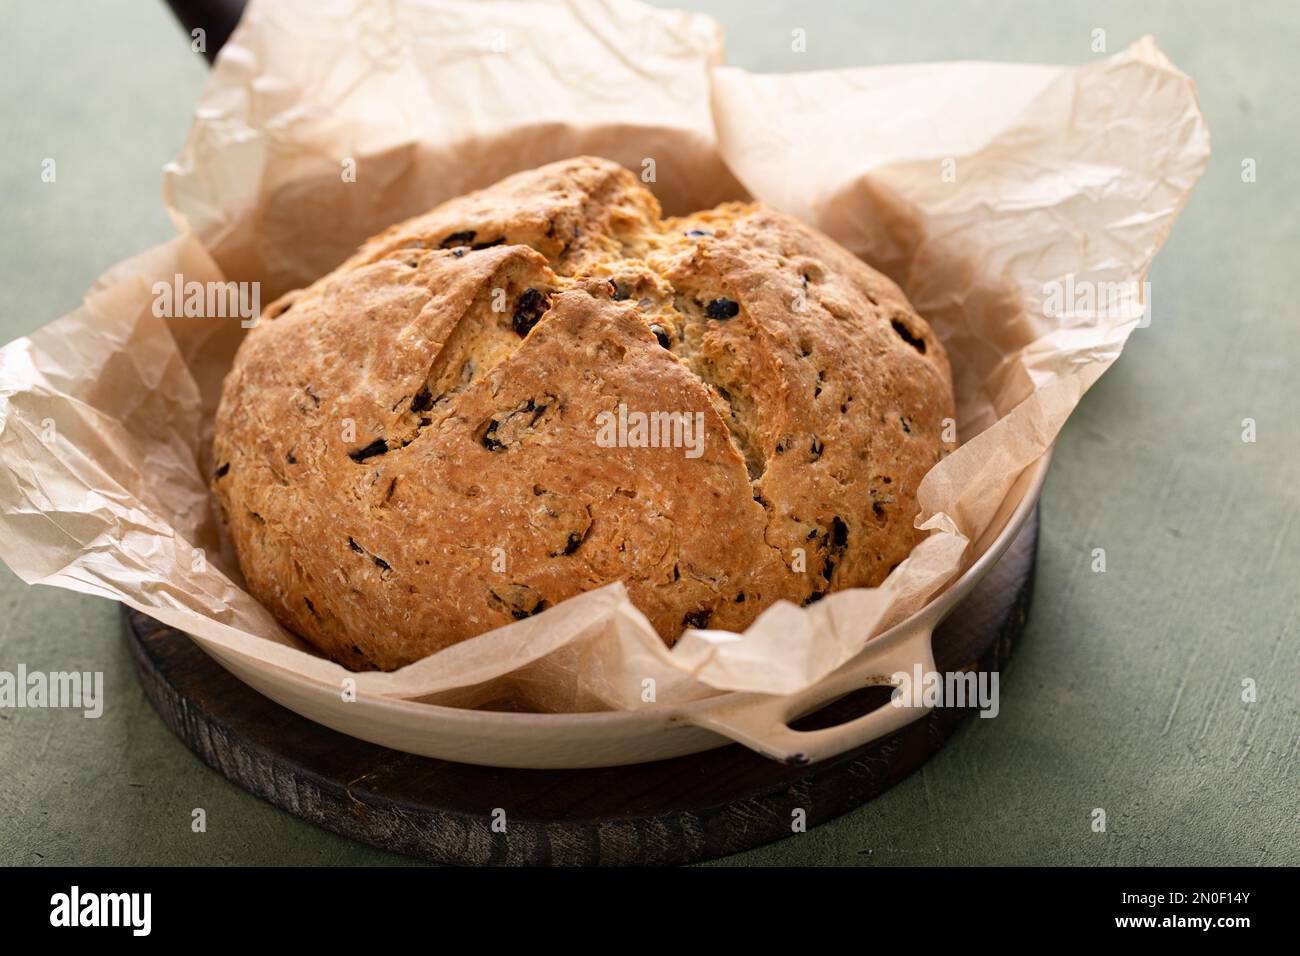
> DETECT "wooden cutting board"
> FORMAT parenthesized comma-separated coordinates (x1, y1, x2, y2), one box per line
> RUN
(121, 508, 1037, 866)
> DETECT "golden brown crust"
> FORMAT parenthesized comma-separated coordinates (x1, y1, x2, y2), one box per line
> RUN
(212, 157, 955, 671)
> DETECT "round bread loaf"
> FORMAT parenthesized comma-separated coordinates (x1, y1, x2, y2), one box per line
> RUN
(212, 156, 955, 671)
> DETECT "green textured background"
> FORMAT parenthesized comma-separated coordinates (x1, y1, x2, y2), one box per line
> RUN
(0, 1, 1295, 866)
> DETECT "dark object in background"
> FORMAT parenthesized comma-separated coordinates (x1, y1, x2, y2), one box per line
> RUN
(164, 0, 248, 62)
(120, 509, 1039, 865)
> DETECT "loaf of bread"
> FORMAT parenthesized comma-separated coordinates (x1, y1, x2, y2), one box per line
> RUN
(211, 157, 955, 671)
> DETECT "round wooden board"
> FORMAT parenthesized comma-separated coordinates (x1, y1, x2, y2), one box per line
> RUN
(122, 507, 1037, 866)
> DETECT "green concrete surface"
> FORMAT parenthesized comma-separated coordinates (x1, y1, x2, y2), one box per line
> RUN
(0, 1, 1296, 866)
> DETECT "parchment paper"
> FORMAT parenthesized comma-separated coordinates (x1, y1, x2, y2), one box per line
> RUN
(0, 0, 1209, 713)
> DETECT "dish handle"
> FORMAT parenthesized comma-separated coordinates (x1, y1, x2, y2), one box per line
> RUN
(687, 621, 937, 765)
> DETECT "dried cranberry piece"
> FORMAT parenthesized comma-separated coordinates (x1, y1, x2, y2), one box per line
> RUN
(705, 298, 739, 320)
(682, 608, 713, 629)
(512, 288, 548, 336)
(480, 420, 505, 451)
(830, 516, 849, 548)
(891, 318, 926, 354)
(349, 439, 388, 462)
(439, 230, 476, 248)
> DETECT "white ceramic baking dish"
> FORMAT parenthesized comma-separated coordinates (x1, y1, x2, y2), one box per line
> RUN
(190, 451, 1051, 769)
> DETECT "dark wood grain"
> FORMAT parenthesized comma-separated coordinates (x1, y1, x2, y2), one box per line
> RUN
(122, 508, 1037, 865)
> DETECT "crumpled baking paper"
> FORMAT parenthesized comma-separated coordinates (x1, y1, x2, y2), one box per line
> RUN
(0, 0, 1208, 713)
